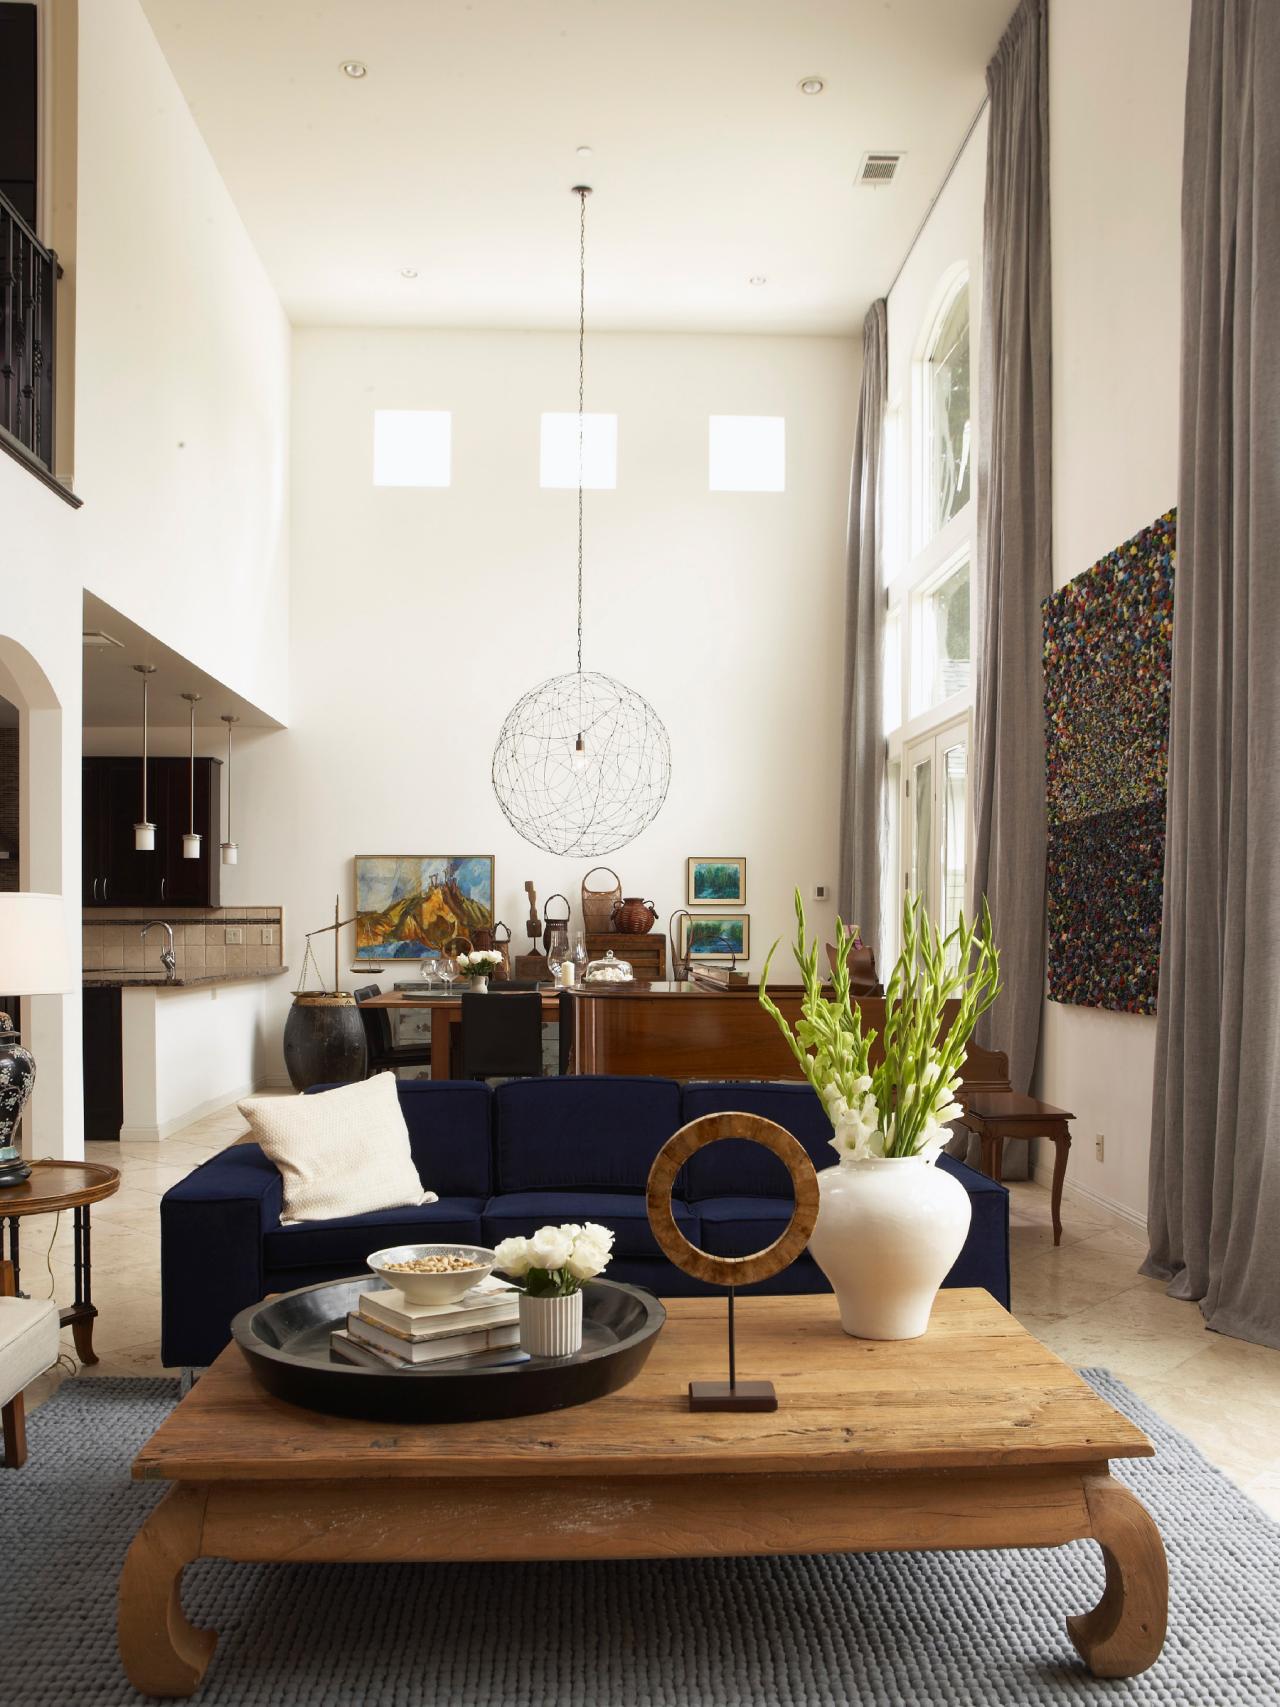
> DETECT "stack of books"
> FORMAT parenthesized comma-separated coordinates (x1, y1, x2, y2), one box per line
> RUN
(330, 1275, 520, 1371)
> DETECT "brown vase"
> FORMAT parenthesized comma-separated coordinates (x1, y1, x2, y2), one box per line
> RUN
(611, 897, 657, 934)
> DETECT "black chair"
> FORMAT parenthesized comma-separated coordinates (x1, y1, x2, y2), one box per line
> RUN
(460, 992, 543, 1080)
(355, 986, 432, 1078)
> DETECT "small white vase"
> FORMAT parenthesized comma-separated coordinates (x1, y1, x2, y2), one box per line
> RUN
(808, 1156, 972, 1340)
(518, 1290, 583, 1357)
(469, 975, 489, 993)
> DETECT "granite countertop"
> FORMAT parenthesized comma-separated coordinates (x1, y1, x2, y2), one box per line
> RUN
(83, 967, 291, 990)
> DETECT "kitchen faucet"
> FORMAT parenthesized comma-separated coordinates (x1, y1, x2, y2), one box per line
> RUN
(141, 921, 177, 982)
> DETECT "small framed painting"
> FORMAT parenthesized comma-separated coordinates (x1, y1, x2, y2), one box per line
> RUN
(681, 914, 750, 962)
(686, 856, 746, 907)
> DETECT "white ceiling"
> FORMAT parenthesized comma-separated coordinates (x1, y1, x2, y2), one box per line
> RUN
(140, 0, 1009, 335)
(82, 594, 284, 730)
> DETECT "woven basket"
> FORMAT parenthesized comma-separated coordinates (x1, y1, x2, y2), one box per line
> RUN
(581, 867, 621, 934)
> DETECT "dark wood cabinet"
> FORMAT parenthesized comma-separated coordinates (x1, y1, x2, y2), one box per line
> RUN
(82, 756, 221, 908)
(82, 986, 123, 1141)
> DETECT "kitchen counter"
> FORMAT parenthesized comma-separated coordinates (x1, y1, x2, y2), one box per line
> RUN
(84, 967, 290, 990)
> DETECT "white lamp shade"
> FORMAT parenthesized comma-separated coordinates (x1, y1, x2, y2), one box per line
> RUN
(0, 893, 74, 994)
(182, 832, 202, 860)
(220, 841, 238, 866)
(134, 821, 156, 851)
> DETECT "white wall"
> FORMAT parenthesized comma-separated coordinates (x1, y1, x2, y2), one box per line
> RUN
(1038, 0, 1190, 1225)
(0, 0, 292, 1156)
(228, 328, 857, 1077)
(73, 0, 291, 724)
(120, 982, 268, 1141)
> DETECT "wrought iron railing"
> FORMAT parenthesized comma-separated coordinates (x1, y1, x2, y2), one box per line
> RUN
(0, 187, 57, 475)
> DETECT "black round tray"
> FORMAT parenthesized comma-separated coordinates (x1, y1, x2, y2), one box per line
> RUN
(230, 1277, 665, 1423)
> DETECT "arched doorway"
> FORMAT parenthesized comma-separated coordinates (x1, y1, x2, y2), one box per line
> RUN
(0, 635, 70, 1159)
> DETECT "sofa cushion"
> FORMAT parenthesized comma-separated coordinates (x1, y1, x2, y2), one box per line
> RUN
(264, 1196, 486, 1271)
(697, 1195, 801, 1259)
(483, 1190, 700, 1262)
(386, 1080, 494, 1195)
(243, 1073, 432, 1224)
(306, 1079, 495, 1197)
(494, 1077, 683, 1194)
(680, 1082, 836, 1198)
(0, 1295, 59, 1405)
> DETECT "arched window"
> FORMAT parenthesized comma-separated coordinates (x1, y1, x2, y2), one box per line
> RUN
(923, 278, 971, 539)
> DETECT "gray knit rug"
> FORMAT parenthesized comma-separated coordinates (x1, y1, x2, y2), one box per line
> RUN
(3, 1372, 1276, 1706)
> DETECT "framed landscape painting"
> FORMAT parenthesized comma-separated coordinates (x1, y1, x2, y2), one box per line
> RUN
(354, 855, 494, 960)
(681, 913, 750, 961)
(686, 856, 746, 906)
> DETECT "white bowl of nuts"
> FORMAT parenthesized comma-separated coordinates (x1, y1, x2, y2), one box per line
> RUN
(366, 1243, 497, 1307)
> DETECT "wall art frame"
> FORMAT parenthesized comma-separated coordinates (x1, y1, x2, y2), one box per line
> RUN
(686, 857, 747, 907)
(354, 855, 495, 961)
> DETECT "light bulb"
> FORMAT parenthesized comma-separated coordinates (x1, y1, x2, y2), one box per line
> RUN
(571, 733, 588, 771)
(220, 841, 238, 866)
(182, 832, 202, 860)
(134, 821, 155, 852)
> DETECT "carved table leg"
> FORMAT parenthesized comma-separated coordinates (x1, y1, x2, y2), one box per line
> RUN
(1067, 1474, 1168, 1678)
(118, 1483, 217, 1697)
(1049, 1125, 1071, 1246)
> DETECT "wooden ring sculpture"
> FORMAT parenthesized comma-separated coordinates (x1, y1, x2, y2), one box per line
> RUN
(646, 1113, 820, 1287)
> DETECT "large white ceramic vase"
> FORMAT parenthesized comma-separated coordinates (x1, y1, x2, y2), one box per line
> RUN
(808, 1156, 972, 1340)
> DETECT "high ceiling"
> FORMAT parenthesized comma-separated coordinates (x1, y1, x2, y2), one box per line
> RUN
(140, 0, 1010, 334)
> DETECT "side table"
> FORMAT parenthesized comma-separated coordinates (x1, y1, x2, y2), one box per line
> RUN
(0, 1160, 121, 1363)
(959, 1093, 1075, 1245)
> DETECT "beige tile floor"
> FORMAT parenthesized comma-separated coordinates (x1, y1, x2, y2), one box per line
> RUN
(19, 1102, 1280, 1519)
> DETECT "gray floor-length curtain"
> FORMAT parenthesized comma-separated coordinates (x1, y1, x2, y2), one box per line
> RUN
(969, 0, 1052, 1096)
(837, 300, 887, 947)
(1143, 0, 1280, 1350)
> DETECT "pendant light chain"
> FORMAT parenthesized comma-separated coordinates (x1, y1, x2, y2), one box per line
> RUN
(576, 184, 588, 681)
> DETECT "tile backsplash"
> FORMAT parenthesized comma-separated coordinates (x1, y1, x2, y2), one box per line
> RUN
(82, 906, 285, 973)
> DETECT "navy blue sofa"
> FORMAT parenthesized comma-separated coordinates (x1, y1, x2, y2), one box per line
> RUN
(160, 1076, 1010, 1367)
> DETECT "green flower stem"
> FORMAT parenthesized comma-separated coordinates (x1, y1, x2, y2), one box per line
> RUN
(759, 890, 1000, 1159)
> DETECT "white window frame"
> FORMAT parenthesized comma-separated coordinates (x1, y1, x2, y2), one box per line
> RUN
(882, 264, 977, 955)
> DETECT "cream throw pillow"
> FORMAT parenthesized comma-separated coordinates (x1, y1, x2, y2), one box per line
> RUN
(239, 1072, 437, 1225)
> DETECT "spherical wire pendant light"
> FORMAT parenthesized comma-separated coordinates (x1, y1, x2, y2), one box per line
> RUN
(492, 187, 670, 858)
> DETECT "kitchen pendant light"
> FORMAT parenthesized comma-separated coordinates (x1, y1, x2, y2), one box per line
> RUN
(492, 186, 670, 857)
(181, 693, 202, 859)
(220, 714, 239, 865)
(132, 665, 158, 850)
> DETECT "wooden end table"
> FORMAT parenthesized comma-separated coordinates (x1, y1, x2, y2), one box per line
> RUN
(0, 1159, 120, 1363)
(119, 1290, 1167, 1696)
(961, 1092, 1076, 1245)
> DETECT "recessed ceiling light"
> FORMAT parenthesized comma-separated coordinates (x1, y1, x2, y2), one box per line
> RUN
(400, 267, 419, 279)
(749, 276, 768, 287)
(575, 145, 594, 158)
(340, 60, 367, 79)
(798, 77, 825, 95)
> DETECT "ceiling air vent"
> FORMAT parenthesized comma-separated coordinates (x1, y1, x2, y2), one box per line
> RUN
(82, 630, 124, 650)
(857, 151, 903, 187)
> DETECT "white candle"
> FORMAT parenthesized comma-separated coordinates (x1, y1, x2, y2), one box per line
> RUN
(559, 960, 577, 987)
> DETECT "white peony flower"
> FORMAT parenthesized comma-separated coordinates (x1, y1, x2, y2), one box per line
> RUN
(494, 1235, 532, 1276)
(529, 1225, 575, 1271)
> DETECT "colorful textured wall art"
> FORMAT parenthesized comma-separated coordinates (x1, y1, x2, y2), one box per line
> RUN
(1042, 511, 1175, 1013)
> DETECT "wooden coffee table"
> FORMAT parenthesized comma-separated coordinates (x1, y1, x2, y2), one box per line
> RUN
(119, 1290, 1167, 1696)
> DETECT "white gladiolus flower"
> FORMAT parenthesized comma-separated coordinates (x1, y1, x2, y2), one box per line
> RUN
(529, 1225, 574, 1270)
(494, 1236, 532, 1276)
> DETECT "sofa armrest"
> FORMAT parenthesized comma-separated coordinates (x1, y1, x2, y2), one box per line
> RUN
(160, 1143, 284, 1368)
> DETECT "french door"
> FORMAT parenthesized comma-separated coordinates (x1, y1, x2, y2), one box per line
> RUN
(902, 714, 969, 941)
